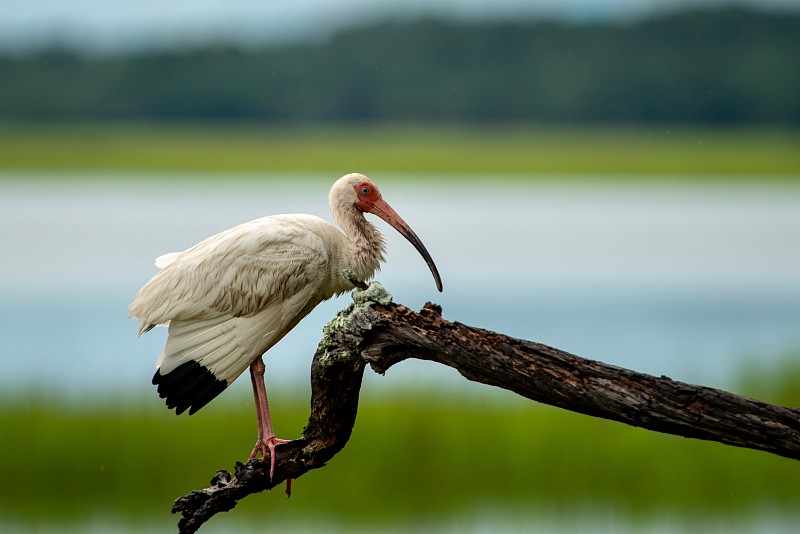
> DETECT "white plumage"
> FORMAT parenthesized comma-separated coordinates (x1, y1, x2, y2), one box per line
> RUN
(130, 173, 442, 476)
(132, 215, 351, 385)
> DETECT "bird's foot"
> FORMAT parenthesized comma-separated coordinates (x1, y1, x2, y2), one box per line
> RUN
(249, 436, 290, 480)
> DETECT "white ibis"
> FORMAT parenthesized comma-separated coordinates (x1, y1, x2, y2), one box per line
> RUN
(129, 173, 442, 478)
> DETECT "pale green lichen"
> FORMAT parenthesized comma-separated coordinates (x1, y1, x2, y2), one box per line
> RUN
(340, 268, 365, 289)
(316, 279, 393, 367)
(316, 309, 354, 361)
(317, 347, 352, 367)
(352, 281, 393, 307)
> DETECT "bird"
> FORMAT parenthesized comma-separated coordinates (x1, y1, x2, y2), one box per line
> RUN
(129, 172, 442, 479)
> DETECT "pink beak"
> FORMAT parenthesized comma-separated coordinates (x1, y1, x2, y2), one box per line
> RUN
(367, 198, 443, 292)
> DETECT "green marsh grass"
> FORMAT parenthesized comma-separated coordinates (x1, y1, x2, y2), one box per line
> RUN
(0, 122, 798, 177)
(3, 366, 800, 531)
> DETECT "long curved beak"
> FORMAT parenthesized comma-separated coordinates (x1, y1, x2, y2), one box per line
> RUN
(368, 198, 443, 292)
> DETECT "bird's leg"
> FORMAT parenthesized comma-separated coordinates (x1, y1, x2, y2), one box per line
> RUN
(248, 357, 289, 481)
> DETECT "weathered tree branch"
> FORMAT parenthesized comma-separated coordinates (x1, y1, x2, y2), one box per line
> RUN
(172, 284, 800, 532)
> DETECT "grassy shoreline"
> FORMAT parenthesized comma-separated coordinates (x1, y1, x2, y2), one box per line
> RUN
(4, 373, 800, 529)
(1, 121, 798, 177)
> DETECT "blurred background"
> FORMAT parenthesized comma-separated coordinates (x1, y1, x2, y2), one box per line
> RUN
(1, 0, 799, 532)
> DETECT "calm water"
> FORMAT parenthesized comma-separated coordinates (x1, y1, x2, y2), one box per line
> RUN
(1, 173, 799, 398)
(2, 173, 800, 533)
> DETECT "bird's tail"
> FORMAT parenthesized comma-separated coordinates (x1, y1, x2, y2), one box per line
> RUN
(152, 360, 227, 415)
(152, 314, 267, 415)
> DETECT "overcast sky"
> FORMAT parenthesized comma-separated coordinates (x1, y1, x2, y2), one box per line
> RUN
(1, 0, 798, 53)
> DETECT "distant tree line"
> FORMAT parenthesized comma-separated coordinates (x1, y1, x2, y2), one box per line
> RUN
(0, 8, 798, 124)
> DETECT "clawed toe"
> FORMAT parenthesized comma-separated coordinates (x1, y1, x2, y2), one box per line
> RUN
(250, 436, 290, 479)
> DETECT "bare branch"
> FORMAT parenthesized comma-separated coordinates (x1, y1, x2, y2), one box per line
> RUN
(172, 286, 800, 532)
(363, 301, 800, 460)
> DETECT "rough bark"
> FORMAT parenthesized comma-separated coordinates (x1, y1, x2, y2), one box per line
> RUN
(172, 286, 800, 532)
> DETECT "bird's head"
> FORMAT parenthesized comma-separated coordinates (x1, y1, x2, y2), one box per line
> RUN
(330, 173, 443, 292)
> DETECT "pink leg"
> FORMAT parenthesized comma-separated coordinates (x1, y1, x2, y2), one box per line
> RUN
(248, 357, 289, 480)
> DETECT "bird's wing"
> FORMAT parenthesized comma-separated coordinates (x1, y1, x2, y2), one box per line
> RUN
(131, 215, 340, 415)
(129, 215, 335, 330)
(152, 288, 315, 415)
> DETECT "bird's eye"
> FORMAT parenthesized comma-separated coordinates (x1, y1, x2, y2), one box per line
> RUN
(361, 186, 370, 195)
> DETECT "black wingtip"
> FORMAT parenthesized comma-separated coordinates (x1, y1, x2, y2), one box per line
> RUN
(153, 361, 227, 415)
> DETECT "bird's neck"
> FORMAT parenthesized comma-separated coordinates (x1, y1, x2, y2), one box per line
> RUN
(338, 209, 386, 285)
